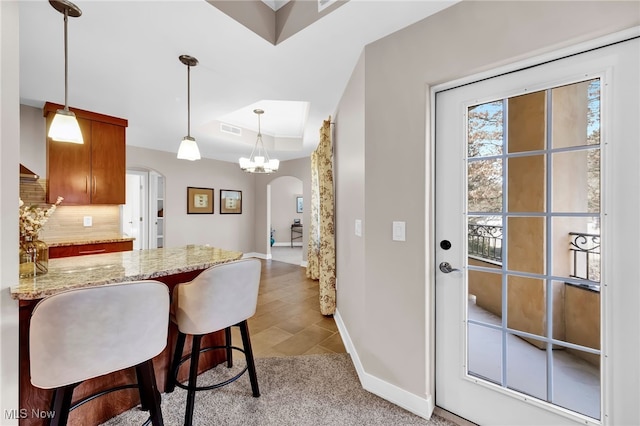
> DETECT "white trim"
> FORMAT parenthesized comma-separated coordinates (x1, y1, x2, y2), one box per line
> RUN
(243, 252, 269, 260)
(272, 242, 303, 247)
(432, 27, 640, 94)
(300, 260, 308, 267)
(334, 310, 435, 421)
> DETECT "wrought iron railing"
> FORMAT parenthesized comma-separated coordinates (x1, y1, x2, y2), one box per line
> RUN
(468, 224, 503, 262)
(467, 227, 600, 286)
(569, 232, 600, 283)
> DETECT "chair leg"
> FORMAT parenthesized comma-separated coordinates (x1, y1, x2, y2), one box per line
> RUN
(136, 360, 164, 426)
(49, 384, 75, 426)
(166, 331, 186, 393)
(239, 320, 260, 397)
(225, 327, 233, 368)
(184, 334, 202, 426)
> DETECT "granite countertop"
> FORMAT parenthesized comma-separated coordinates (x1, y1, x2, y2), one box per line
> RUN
(12, 245, 243, 300)
(45, 236, 135, 247)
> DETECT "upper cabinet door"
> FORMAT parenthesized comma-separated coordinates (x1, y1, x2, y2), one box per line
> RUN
(91, 121, 126, 204)
(46, 115, 92, 204)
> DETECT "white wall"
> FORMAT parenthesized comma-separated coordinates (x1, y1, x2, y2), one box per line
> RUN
(270, 176, 303, 245)
(1, 2, 20, 423)
(334, 0, 640, 416)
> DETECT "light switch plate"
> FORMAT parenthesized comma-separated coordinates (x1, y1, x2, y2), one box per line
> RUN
(355, 219, 362, 237)
(83, 216, 92, 227)
(392, 221, 406, 241)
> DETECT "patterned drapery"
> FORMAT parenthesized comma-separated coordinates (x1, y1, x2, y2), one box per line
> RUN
(306, 118, 336, 315)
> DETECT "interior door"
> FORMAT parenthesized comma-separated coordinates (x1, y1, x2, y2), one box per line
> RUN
(435, 38, 639, 425)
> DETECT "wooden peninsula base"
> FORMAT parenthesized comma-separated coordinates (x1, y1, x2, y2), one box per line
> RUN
(13, 246, 243, 426)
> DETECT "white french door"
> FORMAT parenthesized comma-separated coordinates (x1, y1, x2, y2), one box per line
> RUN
(434, 37, 639, 425)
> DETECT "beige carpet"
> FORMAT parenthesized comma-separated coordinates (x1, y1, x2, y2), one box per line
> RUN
(102, 353, 455, 426)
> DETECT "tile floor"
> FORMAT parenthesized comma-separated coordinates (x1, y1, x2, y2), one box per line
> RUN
(231, 258, 346, 357)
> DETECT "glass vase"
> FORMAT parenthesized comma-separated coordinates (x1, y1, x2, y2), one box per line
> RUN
(19, 236, 49, 278)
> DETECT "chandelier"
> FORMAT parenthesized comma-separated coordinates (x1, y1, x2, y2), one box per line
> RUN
(48, 0, 83, 144)
(176, 55, 201, 161)
(239, 109, 279, 173)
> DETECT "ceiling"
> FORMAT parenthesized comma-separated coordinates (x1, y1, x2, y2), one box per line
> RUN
(19, 0, 457, 164)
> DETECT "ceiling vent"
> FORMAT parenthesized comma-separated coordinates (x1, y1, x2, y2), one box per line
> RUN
(318, 0, 338, 12)
(220, 123, 242, 136)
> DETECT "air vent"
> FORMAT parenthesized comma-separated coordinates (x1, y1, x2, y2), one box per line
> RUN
(220, 123, 242, 136)
(318, 0, 337, 12)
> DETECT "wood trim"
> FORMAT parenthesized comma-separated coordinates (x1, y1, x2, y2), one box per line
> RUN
(43, 102, 128, 128)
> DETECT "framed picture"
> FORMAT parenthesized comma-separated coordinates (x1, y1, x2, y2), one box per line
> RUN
(187, 187, 214, 214)
(220, 190, 242, 214)
(296, 196, 303, 213)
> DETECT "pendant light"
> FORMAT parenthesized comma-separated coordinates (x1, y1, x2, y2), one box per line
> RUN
(239, 109, 280, 173)
(48, 0, 83, 144)
(176, 55, 201, 161)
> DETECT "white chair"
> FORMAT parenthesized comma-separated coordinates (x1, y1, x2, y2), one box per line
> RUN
(166, 258, 261, 426)
(29, 280, 170, 426)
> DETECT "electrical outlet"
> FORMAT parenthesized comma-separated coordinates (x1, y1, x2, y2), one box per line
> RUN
(355, 219, 362, 237)
(83, 216, 92, 227)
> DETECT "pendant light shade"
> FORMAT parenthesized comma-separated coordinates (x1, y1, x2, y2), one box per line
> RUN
(239, 109, 280, 173)
(177, 55, 201, 161)
(48, 0, 83, 144)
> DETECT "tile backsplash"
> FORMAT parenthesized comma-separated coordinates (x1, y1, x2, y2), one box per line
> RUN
(20, 178, 122, 242)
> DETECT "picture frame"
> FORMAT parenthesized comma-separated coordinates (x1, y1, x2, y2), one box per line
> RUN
(187, 187, 214, 214)
(220, 190, 242, 214)
(296, 196, 303, 213)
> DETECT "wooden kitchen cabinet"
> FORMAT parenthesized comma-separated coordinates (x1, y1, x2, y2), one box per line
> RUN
(45, 102, 127, 205)
(49, 240, 133, 259)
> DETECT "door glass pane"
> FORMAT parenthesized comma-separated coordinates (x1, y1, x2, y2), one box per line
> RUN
(552, 150, 600, 213)
(468, 323, 503, 385)
(551, 79, 600, 148)
(551, 216, 600, 284)
(554, 280, 600, 350)
(468, 159, 503, 212)
(507, 91, 546, 153)
(506, 336, 547, 401)
(468, 100, 503, 158)
(468, 216, 503, 263)
(506, 217, 545, 275)
(507, 155, 545, 213)
(466, 78, 601, 420)
(553, 347, 600, 419)
(506, 275, 546, 339)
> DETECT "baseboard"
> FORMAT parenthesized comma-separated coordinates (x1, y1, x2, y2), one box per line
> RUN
(334, 309, 434, 421)
(243, 252, 270, 260)
(300, 260, 308, 267)
(273, 242, 303, 247)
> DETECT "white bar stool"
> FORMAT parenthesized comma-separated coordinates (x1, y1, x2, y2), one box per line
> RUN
(29, 280, 170, 426)
(166, 258, 261, 426)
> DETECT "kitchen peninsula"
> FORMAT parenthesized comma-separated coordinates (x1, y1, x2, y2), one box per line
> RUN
(13, 245, 243, 426)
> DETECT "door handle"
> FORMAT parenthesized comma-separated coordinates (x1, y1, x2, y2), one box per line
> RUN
(439, 262, 460, 273)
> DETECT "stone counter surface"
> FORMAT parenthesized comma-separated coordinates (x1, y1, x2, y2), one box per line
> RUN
(12, 245, 243, 300)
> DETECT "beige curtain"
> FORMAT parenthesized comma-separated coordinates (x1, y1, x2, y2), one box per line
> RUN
(306, 118, 336, 315)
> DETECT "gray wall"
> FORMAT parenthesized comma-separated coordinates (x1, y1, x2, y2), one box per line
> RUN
(127, 146, 257, 252)
(334, 0, 640, 404)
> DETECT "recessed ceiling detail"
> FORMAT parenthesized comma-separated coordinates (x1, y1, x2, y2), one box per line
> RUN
(207, 0, 347, 45)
